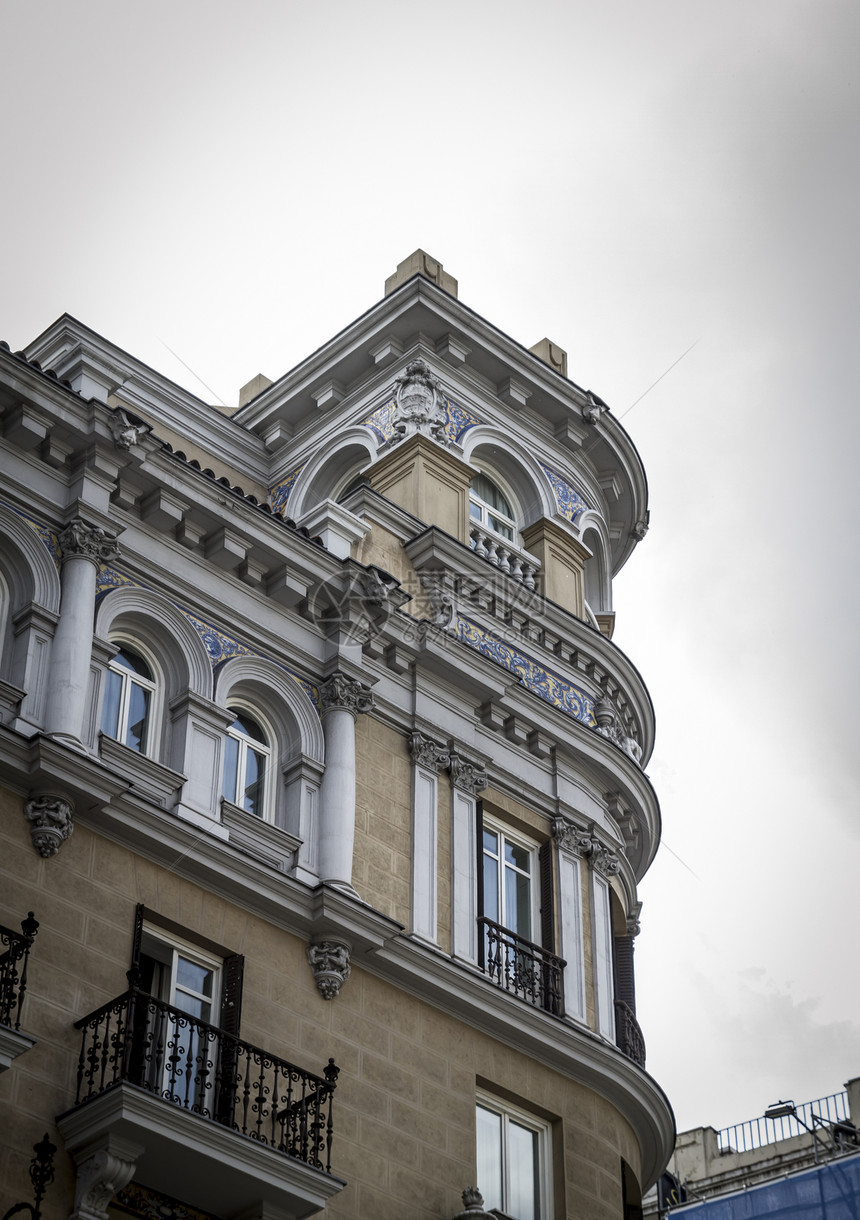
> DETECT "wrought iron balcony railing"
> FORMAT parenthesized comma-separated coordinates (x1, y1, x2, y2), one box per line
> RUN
(614, 999, 646, 1068)
(0, 912, 39, 1030)
(478, 917, 565, 1016)
(73, 987, 339, 1174)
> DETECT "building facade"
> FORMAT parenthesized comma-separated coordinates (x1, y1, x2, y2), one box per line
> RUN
(0, 251, 673, 1220)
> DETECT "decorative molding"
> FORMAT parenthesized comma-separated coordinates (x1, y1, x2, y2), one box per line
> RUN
(451, 1187, 490, 1218)
(59, 519, 120, 566)
(447, 752, 488, 795)
(363, 392, 481, 448)
(627, 901, 643, 938)
(632, 516, 650, 541)
(71, 1148, 138, 1220)
(408, 732, 450, 772)
(24, 793, 74, 857)
(307, 939, 352, 1000)
(319, 672, 374, 715)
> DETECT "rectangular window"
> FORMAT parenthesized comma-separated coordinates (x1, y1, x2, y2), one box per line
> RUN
(476, 1096, 551, 1220)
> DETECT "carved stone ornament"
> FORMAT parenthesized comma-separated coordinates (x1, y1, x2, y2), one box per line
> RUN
(319, 672, 374, 716)
(392, 359, 447, 443)
(632, 517, 649, 541)
(109, 408, 151, 450)
(552, 817, 594, 857)
(582, 390, 608, 425)
(307, 940, 351, 1000)
(447, 753, 488, 795)
(59, 519, 120, 566)
(593, 697, 642, 766)
(71, 1148, 138, 1220)
(409, 732, 450, 772)
(419, 572, 455, 628)
(627, 901, 643, 938)
(451, 1187, 491, 1218)
(24, 794, 74, 857)
(552, 817, 621, 875)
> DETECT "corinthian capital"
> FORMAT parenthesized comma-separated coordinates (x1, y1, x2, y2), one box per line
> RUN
(59, 519, 120, 565)
(552, 817, 594, 857)
(448, 752, 488, 795)
(409, 732, 450, 771)
(24, 793, 74, 857)
(319, 671, 374, 715)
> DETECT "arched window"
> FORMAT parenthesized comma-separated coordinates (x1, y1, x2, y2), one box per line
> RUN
(469, 473, 516, 542)
(222, 708, 271, 818)
(101, 645, 155, 753)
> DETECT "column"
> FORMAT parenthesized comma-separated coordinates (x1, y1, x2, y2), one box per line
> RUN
(448, 751, 488, 965)
(45, 519, 119, 749)
(317, 672, 373, 893)
(408, 732, 450, 943)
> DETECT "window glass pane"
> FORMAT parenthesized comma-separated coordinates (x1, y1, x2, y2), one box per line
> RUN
(223, 735, 239, 803)
(101, 668, 122, 738)
(476, 1106, 503, 1213)
(471, 474, 513, 519)
(483, 828, 499, 856)
(243, 747, 266, 815)
(483, 853, 499, 923)
(506, 866, 532, 941)
(176, 956, 213, 998)
(505, 840, 530, 873)
(489, 515, 514, 541)
(114, 647, 152, 680)
(508, 1120, 539, 1220)
(470, 501, 482, 521)
(126, 682, 150, 752)
(230, 709, 266, 744)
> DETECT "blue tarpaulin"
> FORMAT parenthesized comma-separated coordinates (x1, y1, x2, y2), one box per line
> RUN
(675, 1157, 860, 1219)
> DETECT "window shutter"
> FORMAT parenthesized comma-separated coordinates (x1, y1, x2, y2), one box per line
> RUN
(129, 903, 145, 979)
(219, 953, 245, 1037)
(613, 935, 636, 1013)
(538, 841, 555, 953)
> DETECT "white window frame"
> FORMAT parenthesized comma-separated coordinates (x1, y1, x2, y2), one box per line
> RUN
(469, 471, 519, 544)
(481, 817, 540, 945)
(138, 926, 223, 1106)
(222, 702, 274, 821)
(476, 1093, 552, 1220)
(592, 871, 616, 1040)
(101, 640, 158, 755)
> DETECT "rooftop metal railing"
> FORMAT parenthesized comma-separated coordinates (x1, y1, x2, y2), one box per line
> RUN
(717, 1091, 851, 1154)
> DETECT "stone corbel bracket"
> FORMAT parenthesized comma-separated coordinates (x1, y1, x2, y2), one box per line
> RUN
(552, 817, 621, 876)
(307, 939, 352, 1000)
(24, 792, 74, 857)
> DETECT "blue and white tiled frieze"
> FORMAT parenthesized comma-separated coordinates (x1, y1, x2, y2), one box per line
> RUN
(538, 462, 589, 523)
(96, 566, 319, 707)
(363, 395, 482, 448)
(453, 614, 596, 727)
(269, 464, 305, 516)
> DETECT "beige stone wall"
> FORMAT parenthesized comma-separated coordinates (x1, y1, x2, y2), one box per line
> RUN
(353, 717, 412, 923)
(1, 782, 642, 1220)
(352, 521, 430, 620)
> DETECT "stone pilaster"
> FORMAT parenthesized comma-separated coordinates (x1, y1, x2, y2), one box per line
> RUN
(317, 672, 374, 892)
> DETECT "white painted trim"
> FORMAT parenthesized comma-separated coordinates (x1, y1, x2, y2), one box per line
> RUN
(592, 871, 616, 1040)
(411, 765, 438, 942)
(557, 850, 586, 1022)
(452, 787, 479, 964)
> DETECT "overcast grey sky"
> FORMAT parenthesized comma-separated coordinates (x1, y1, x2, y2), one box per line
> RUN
(2, 0, 858, 1134)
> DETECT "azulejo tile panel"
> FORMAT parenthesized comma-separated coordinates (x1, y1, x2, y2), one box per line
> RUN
(539, 462, 589, 523)
(364, 397, 397, 444)
(95, 567, 319, 707)
(269, 464, 305, 514)
(453, 614, 596, 727)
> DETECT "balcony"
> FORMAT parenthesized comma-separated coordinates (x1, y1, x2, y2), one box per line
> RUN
(478, 917, 565, 1016)
(0, 911, 39, 1070)
(614, 999, 646, 1068)
(57, 988, 344, 1220)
